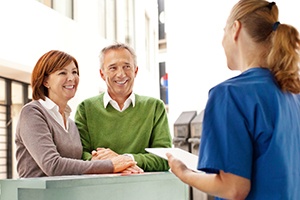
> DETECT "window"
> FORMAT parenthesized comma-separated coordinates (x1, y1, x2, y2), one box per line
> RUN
(0, 77, 30, 178)
(0, 78, 7, 179)
(36, 0, 74, 19)
(125, 0, 135, 46)
(36, 0, 52, 8)
(53, 0, 74, 19)
(105, 0, 116, 40)
(145, 13, 150, 71)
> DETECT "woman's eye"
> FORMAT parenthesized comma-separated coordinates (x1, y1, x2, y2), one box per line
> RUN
(58, 71, 67, 75)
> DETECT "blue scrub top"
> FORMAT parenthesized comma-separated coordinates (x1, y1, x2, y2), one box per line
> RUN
(198, 68, 300, 199)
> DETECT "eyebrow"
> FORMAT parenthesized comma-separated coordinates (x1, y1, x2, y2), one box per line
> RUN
(59, 67, 78, 71)
(108, 62, 131, 67)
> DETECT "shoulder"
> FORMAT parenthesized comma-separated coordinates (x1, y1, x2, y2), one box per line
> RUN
(134, 94, 166, 113)
(76, 94, 104, 117)
(18, 101, 50, 125)
(208, 69, 279, 111)
(211, 68, 276, 96)
(20, 100, 44, 115)
(135, 94, 164, 105)
(135, 94, 162, 102)
(79, 94, 103, 105)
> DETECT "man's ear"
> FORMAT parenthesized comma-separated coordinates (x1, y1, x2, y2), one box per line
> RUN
(134, 66, 138, 77)
(232, 20, 242, 41)
(100, 68, 106, 81)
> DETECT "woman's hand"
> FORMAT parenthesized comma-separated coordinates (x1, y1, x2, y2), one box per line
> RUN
(120, 164, 144, 174)
(111, 155, 137, 173)
(91, 148, 143, 174)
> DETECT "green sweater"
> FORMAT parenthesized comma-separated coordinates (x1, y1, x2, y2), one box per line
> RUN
(75, 93, 172, 171)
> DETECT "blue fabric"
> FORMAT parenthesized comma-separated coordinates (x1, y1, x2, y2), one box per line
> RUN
(198, 68, 300, 199)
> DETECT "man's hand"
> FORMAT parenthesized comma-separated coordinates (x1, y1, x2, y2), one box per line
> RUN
(91, 148, 144, 174)
(91, 148, 119, 160)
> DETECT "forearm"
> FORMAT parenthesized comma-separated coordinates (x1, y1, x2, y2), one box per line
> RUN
(133, 153, 169, 171)
(179, 170, 250, 200)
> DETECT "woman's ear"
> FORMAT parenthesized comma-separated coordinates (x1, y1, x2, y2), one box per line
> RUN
(43, 77, 49, 88)
(232, 20, 242, 41)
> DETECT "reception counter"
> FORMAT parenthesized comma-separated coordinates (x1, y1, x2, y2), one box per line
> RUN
(0, 172, 189, 200)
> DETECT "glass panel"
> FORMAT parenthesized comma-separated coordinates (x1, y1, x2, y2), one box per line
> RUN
(53, 0, 73, 19)
(145, 14, 150, 71)
(0, 78, 6, 104)
(11, 82, 23, 105)
(28, 85, 32, 102)
(98, 0, 106, 38)
(106, 0, 116, 41)
(0, 78, 6, 178)
(125, 0, 135, 46)
(0, 158, 6, 165)
(0, 106, 6, 134)
(0, 142, 6, 151)
(0, 135, 6, 143)
(11, 82, 25, 179)
(0, 104, 6, 179)
(0, 118, 5, 127)
(36, 0, 52, 8)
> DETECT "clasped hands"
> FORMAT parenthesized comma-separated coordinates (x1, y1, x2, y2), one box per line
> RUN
(91, 148, 144, 174)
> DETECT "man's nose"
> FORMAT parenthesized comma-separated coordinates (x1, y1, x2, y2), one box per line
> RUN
(116, 68, 125, 77)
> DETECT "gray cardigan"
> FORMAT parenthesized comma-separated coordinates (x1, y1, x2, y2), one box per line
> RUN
(15, 100, 113, 178)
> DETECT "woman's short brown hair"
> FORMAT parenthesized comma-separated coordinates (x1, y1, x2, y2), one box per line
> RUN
(31, 50, 79, 100)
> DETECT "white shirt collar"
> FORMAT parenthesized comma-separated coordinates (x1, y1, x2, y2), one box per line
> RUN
(103, 92, 135, 112)
(38, 97, 71, 131)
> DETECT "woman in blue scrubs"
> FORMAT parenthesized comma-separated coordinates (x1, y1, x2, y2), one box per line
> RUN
(167, 1, 300, 199)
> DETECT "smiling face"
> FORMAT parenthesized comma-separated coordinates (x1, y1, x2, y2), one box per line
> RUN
(43, 61, 79, 105)
(100, 48, 138, 101)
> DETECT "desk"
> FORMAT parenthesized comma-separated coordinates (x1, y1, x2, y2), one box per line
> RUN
(0, 172, 188, 200)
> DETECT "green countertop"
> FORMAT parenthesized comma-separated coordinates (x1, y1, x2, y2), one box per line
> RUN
(0, 172, 189, 200)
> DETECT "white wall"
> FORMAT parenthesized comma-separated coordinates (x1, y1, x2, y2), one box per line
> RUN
(0, 0, 161, 116)
(0, 0, 105, 113)
(165, 0, 300, 136)
(133, 0, 160, 98)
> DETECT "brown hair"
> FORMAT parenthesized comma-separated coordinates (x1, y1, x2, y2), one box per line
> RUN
(31, 50, 79, 100)
(228, 0, 300, 93)
(99, 42, 137, 69)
